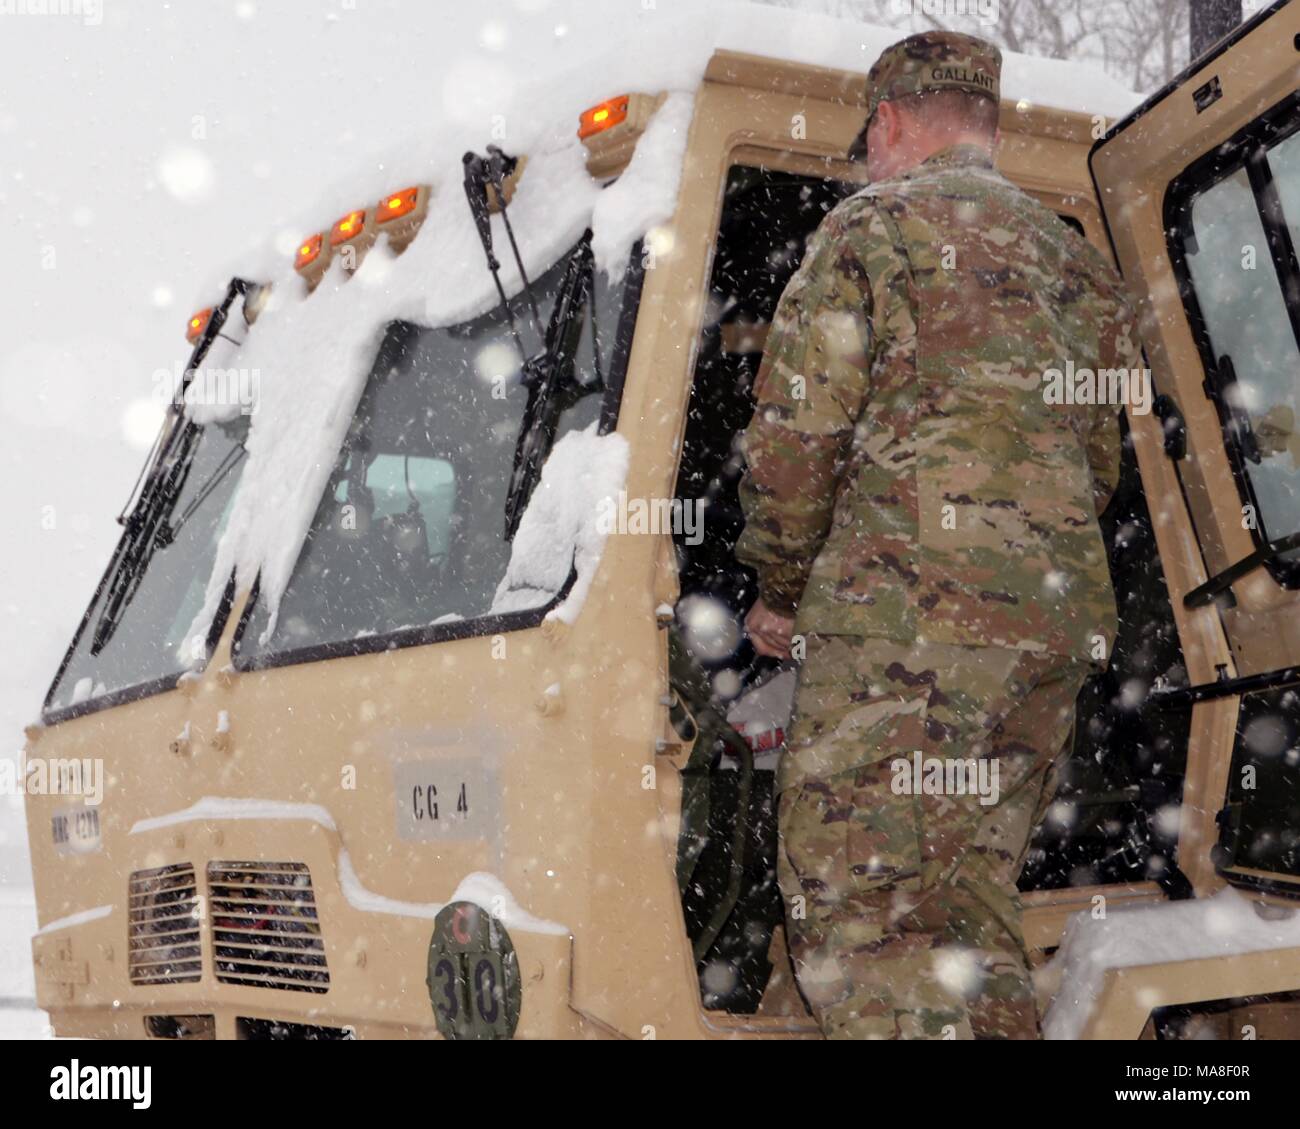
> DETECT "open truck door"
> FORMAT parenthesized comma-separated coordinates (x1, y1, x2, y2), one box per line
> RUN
(1091, 0, 1300, 902)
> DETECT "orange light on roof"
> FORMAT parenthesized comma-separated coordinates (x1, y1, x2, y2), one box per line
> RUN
(579, 96, 630, 140)
(185, 307, 213, 344)
(295, 232, 324, 270)
(330, 209, 367, 247)
(377, 187, 420, 223)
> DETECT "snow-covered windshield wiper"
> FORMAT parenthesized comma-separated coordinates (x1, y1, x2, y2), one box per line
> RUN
(90, 277, 254, 655)
(462, 147, 604, 540)
(503, 235, 603, 540)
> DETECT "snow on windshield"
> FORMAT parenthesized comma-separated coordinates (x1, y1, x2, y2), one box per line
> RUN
(490, 424, 630, 624)
(180, 1, 1139, 653)
(182, 92, 692, 648)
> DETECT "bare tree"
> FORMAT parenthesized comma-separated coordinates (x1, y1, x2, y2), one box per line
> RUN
(753, 0, 1193, 92)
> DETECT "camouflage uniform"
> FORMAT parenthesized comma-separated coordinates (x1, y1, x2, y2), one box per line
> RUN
(735, 32, 1143, 1038)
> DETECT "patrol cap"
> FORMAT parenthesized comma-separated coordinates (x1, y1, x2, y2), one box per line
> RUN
(848, 31, 1002, 160)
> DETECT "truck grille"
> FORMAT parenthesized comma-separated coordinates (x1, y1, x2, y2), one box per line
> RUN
(128, 864, 203, 986)
(208, 861, 330, 994)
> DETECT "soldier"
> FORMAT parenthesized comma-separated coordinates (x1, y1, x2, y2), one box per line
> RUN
(736, 31, 1142, 1039)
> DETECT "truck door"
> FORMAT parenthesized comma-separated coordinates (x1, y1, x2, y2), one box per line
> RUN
(1090, 0, 1300, 896)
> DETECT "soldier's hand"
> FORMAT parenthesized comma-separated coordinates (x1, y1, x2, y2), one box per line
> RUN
(746, 598, 795, 659)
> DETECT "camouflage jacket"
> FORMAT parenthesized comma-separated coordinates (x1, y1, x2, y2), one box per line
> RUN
(736, 144, 1141, 661)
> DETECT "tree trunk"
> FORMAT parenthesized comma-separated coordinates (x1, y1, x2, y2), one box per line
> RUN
(1189, 0, 1242, 58)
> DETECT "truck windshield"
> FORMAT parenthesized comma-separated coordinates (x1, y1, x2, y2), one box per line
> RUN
(235, 242, 640, 669)
(45, 415, 250, 720)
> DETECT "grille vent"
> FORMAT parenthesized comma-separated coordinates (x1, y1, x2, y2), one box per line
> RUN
(128, 863, 202, 986)
(208, 861, 329, 993)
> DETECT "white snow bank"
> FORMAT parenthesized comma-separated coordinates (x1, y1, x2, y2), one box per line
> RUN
(1044, 887, 1300, 1040)
(129, 796, 337, 835)
(338, 852, 568, 936)
(490, 425, 630, 624)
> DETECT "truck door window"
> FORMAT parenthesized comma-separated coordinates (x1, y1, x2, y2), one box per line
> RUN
(1168, 101, 1300, 580)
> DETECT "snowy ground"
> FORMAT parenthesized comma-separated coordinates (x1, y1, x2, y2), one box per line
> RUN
(0, 888, 51, 1039)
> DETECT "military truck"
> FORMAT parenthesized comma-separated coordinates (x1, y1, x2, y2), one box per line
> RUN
(22, 0, 1300, 1039)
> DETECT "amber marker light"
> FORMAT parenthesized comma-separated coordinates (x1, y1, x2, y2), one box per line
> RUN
(295, 233, 324, 270)
(578, 96, 630, 140)
(185, 307, 214, 344)
(376, 187, 420, 223)
(330, 209, 367, 247)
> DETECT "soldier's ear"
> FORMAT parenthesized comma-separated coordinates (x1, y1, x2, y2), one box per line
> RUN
(876, 100, 904, 146)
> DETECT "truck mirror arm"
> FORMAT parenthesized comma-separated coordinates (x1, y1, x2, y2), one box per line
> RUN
(1183, 527, 1300, 609)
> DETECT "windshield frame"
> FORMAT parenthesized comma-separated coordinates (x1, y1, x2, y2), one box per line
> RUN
(42, 527, 239, 730)
(228, 242, 646, 675)
(41, 280, 259, 725)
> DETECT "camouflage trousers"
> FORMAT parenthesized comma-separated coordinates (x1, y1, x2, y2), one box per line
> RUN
(777, 635, 1088, 1040)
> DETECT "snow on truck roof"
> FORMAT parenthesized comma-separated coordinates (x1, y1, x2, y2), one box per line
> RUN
(181, 4, 1141, 647)
(203, 3, 1139, 293)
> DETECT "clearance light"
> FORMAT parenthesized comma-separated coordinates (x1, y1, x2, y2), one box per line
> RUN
(579, 96, 630, 140)
(377, 187, 420, 224)
(330, 209, 367, 247)
(185, 307, 214, 344)
(295, 233, 324, 270)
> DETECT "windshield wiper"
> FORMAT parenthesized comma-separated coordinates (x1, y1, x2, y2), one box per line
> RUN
(503, 234, 603, 540)
(461, 146, 605, 540)
(92, 424, 202, 654)
(90, 277, 255, 655)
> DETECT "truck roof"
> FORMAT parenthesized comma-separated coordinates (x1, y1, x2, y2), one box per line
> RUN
(199, 3, 1140, 297)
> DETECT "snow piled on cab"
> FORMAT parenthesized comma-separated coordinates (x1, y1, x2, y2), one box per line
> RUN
(338, 853, 568, 936)
(182, 92, 691, 647)
(129, 796, 337, 835)
(1044, 887, 1300, 1040)
(194, 2, 1138, 297)
(180, 2, 1140, 650)
(490, 425, 630, 623)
